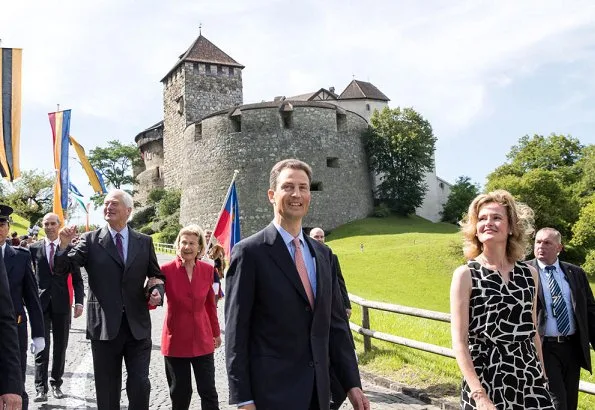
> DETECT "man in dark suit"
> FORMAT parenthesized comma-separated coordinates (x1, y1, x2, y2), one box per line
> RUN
(309, 227, 352, 318)
(0, 249, 23, 410)
(225, 159, 369, 410)
(527, 227, 595, 410)
(309, 226, 354, 410)
(55, 189, 165, 410)
(31, 212, 85, 402)
(0, 205, 45, 410)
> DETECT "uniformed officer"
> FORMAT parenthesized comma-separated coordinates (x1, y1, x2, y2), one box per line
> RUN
(0, 205, 45, 410)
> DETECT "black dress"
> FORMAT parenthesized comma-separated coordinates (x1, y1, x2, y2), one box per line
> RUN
(461, 260, 554, 409)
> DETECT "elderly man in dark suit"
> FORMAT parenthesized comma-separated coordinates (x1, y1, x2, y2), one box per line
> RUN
(0, 205, 45, 410)
(527, 227, 595, 410)
(55, 189, 165, 410)
(0, 249, 23, 410)
(30, 212, 85, 402)
(225, 159, 369, 410)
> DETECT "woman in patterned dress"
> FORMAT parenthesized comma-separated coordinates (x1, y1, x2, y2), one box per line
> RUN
(450, 190, 554, 409)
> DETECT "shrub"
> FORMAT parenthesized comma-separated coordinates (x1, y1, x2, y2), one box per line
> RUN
(373, 203, 391, 218)
(130, 205, 155, 229)
(138, 225, 155, 235)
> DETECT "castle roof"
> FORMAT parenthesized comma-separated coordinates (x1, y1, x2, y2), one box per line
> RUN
(161, 34, 244, 82)
(287, 88, 339, 101)
(134, 120, 163, 144)
(338, 80, 390, 101)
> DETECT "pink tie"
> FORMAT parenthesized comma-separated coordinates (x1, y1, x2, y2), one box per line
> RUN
(292, 238, 314, 308)
(49, 242, 55, 274)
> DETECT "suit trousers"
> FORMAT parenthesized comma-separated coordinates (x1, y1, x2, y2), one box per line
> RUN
(17, 320, 29, 410)
(90, 313, 152, 410)
(542, 336, 581, 410)
(164, 353, 219, 410)
(35, 305, 71, 392)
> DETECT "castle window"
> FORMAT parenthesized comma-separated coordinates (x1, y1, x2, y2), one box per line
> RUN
(176, 96, 184, 115)
(195, 123, 202, 141)
(228, 67, 234, 77)
(366, 103, 371, 111)
(231, 116, 241, 132)
(311, 181, 323, 191)
(336, 112, 347, 132)
(193, 62, 199, 71)
(281, 111, 293, 129)
(217, 65, 223, 75)
(205, 64, 211, 75)
(439, 182, 444, 189)
(326, 157, 339, 168)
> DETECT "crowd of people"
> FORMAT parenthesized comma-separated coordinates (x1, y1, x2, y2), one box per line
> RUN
(0, 158, 592, 410)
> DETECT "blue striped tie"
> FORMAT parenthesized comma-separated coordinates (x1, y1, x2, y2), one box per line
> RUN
(545, 265, 570, 335)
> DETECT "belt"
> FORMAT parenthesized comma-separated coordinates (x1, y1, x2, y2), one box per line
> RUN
(543, 334, 575, 343)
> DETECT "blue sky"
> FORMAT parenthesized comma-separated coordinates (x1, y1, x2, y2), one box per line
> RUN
(2, 0, 595, 224)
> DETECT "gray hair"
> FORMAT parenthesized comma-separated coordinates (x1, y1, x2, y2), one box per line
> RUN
(106, 189, 134, 209)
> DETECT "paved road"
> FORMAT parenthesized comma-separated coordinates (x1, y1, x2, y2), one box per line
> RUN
(24, 253, 440, 409)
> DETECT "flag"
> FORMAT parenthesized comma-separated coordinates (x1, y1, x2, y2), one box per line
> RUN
(49, 110, 72, 218)
(94, 168, 107, 193)
(0, 48, 23, 181)
(74, 197, 88, 213)
(69, 182, 83, 197)
(69, 135, 105, 193)
(213, 181, 241, 259)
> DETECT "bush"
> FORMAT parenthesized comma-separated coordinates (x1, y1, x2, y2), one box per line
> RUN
(160, 223, 181, 244)
(147, 188, 167, 205)
(157, 190, 181, 217)
(130, 205, 155, 229)
(373, 203, 391, 218)
(138, 225, 155, 235)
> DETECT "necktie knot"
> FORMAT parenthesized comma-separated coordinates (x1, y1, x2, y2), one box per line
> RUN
(545, 265, 555, 274)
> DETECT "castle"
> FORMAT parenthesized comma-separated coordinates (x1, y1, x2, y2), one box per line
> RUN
(133, 33, 451, 236)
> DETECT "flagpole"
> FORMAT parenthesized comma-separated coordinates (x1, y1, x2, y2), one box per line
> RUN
(207, 169, 239, 249)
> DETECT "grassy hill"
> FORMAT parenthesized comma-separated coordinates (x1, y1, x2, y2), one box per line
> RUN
(327, 215, 595, 408)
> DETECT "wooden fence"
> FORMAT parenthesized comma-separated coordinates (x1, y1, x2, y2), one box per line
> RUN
(154, 242, 175, 254)
(348, 293, 595, 396)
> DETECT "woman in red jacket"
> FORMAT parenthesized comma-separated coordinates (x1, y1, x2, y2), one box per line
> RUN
(161, 224, 221, 410)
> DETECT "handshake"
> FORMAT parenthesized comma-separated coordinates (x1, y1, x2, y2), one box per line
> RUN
(30, 337, 45, 354)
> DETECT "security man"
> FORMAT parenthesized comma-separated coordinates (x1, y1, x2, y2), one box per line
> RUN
(0, 205, 45, 410)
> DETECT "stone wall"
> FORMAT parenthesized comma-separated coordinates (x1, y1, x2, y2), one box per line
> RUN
(179, 102, 373, 237)
(135, 126, 165, 205)
(162, 67, 186, 189)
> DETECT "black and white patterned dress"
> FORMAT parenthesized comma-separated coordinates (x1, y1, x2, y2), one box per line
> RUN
(461, 260, 554, 409)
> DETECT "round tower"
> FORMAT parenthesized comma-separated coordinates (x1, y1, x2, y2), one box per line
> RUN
(179, 101, 374, 236)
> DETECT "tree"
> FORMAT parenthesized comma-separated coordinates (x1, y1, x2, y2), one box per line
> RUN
(2, 170, 54, 226)
(441, 176, 480, 224)
(88, 140, 142, 205)
(364, 107, 437, 216)
(570, 198, 595, 275)
(486, 169, 579, 238)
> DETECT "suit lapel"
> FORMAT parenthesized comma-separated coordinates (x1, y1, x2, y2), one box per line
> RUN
(529, 259, 546, 311)
(560, 262, 578, 310)
(98, 226, 124, 268)
(263, 223, 311, 306)
(125, 228, 139, 272)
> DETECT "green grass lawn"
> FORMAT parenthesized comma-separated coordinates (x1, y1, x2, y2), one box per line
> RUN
(328, 214, 595, 409)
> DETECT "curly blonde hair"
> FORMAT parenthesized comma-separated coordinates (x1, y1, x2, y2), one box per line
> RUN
(460, 190, 534, 261)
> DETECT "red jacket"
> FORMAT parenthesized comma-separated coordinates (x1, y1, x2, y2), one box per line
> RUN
(161, 258, 220, 357)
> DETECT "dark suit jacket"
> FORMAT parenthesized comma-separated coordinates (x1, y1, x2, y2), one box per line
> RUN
(53, 225, 164, 341)
(5, 245, 44, 339)
(331, 252, 351, 310)
(225, 223, 361, 409)
(0, 252, 22, 395)
(30, 240, 84, 314)
(528, 258, 595, 372)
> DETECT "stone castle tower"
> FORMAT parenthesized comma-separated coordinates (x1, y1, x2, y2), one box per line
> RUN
(134, 32, 450, 236)
(161, 35, 244, 188)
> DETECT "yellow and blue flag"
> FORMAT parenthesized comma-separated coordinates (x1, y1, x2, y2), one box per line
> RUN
(0, 48, 22, 181)
(49, 110, 72, 218)
(69, 135, 106, 194)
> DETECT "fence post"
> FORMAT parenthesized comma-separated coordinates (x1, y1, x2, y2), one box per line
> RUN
(361, 305, 372, 353)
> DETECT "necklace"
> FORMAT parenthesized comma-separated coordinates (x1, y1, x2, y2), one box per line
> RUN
(477, 254, 512, 274)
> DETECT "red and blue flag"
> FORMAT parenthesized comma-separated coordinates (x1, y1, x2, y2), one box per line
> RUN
(213, 181, 240, 259)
